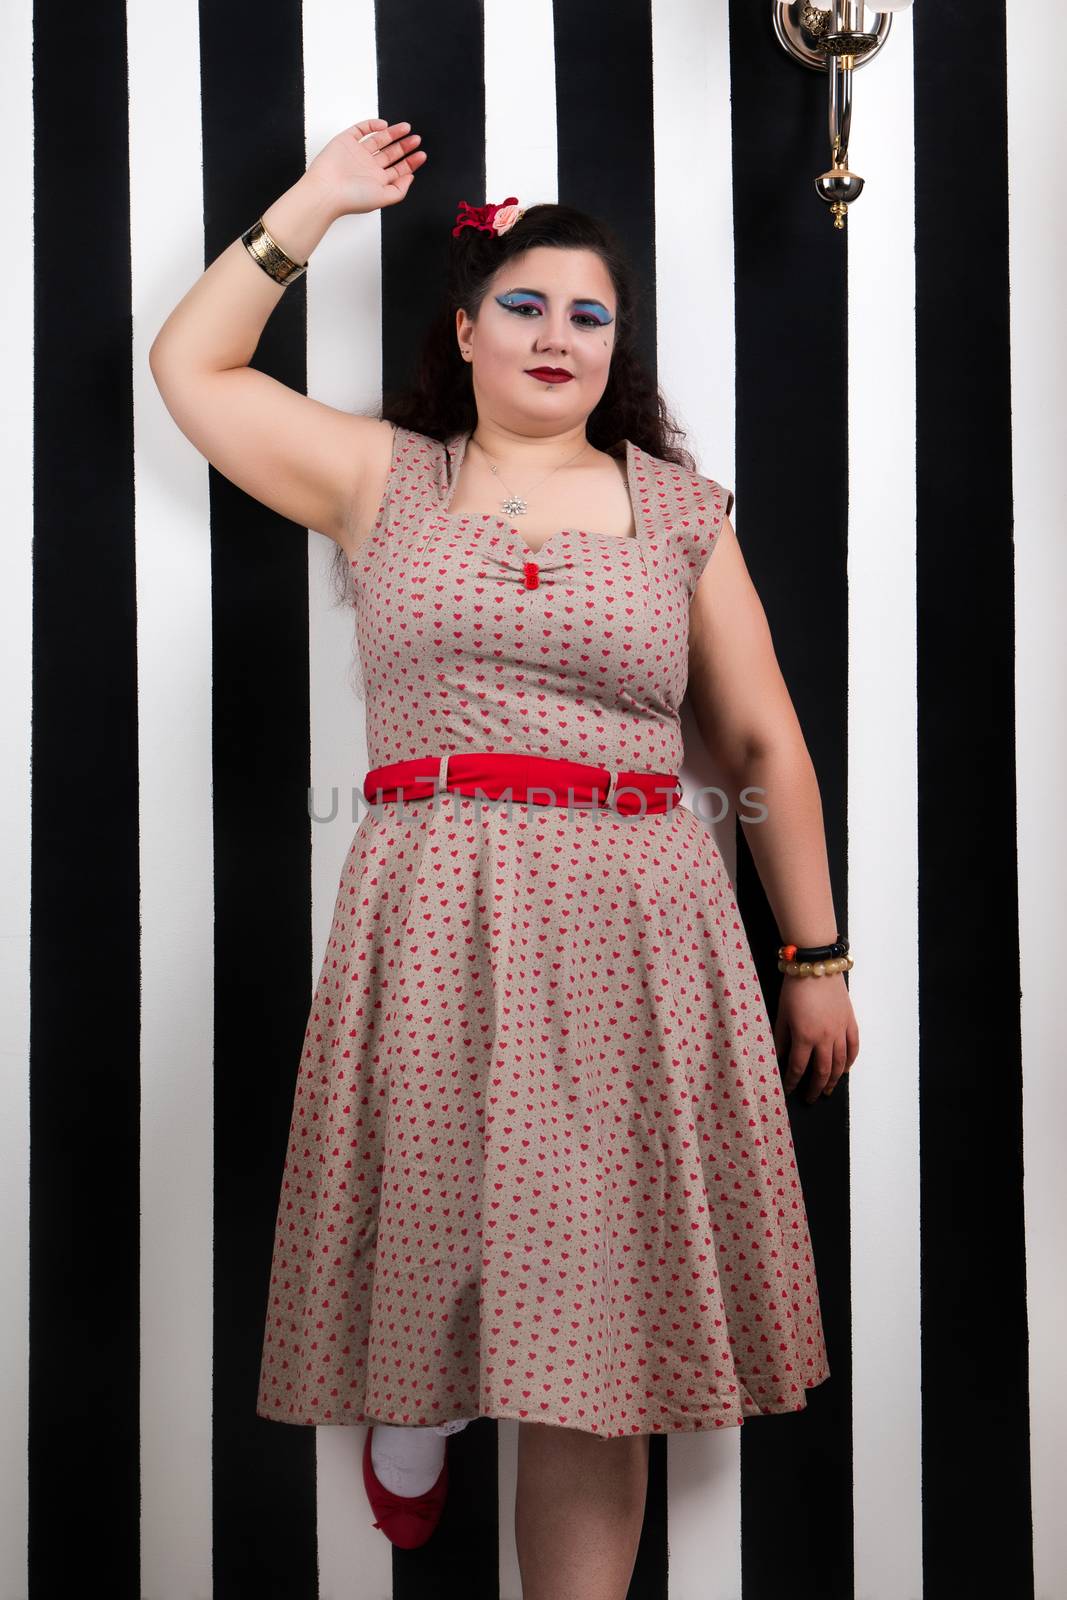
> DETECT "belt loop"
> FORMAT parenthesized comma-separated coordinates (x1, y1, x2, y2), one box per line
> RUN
(604, 767, 620, 808)
(437, 751, 451, 794)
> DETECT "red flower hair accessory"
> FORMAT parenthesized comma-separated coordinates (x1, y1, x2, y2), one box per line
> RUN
(452, 196, 525, 238)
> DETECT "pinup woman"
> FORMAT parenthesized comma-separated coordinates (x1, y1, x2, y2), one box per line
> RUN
(150, 117, 858, 1600)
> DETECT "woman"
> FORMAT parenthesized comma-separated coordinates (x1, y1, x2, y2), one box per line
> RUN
(150, 118, 858, 1599)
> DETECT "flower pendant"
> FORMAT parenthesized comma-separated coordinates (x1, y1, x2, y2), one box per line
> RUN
(501, 495, 528, 516)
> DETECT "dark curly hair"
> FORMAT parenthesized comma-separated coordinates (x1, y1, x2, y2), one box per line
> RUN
(329, 200, 696, 635)
(378, 200, 695, 466)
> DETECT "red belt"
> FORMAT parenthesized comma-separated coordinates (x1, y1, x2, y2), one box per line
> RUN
(363, 751, 682, 816)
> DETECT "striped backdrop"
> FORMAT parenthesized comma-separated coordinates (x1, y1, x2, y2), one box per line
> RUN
(4, 0, 1062, 1595)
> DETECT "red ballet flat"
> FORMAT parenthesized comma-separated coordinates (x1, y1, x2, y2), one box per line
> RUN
(362, 1425, 449, 1549)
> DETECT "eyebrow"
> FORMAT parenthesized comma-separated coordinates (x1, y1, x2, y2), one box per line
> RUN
(499, 287, 612, 312)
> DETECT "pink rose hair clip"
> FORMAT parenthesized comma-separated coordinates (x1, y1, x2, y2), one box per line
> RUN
(452, 197, 525, 237)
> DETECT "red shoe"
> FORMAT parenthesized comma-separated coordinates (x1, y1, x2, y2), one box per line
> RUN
(362, 1425, 449, 1549)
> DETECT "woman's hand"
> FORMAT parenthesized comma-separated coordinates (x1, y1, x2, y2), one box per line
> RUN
(772, 973, 859, 1103)
(305, 118, 428, 218)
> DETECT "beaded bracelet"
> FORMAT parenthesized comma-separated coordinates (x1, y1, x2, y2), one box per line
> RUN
(777, 933, 853, 978)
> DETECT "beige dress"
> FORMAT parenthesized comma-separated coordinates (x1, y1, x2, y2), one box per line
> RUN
(255, 424, 831, 1437)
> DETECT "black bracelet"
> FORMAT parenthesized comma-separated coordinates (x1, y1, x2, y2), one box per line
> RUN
(778, 934, 849, 962)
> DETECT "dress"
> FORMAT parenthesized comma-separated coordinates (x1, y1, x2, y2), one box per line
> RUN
(255, 424, 831, 1438)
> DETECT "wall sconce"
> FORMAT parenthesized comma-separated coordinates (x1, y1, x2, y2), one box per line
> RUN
(773, 0, 913, 229)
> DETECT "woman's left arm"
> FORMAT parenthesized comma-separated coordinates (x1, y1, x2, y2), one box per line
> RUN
(687, 518, 860, 1104)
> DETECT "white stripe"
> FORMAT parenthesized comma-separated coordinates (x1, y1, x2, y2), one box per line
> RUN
(303, 1, 399, 1594)
(660, 0, 739, 892)
(653, 1, 744, 1595)
(1008, 2, 1067, 1593)
(847, 10, 923, 1598)
(484, 0, 563, 1590)
(129, 0, 215, 1594)
(0, 3, 34, 1595)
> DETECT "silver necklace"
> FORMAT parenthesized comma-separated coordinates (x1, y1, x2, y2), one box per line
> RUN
(470, 433, 589, 518)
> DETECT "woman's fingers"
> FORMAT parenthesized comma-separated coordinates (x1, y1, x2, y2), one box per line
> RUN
(821, 1033, 850, 1096)
(304, 119, 426, 215)
(353, 122, 426, 183)
(380, 149, 428, 202)
(347, 119, 412, 157)
(370, 121, 408, 144)
(386, 146, 427, 182)
(805, 1038, 835, 1103)
(381, 132, 421, 163)
(776, 975, 859, 1103)
(783, 1036, 811, 1095)
(348, 118, 388, 139)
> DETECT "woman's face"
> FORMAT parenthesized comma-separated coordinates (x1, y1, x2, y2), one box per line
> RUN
(455, 246, 617, 436)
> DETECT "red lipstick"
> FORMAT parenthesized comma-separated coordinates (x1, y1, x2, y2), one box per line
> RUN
(525, 367, 574, 383)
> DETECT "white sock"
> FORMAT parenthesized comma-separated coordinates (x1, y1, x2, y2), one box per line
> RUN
(370, 1425, 448, 1496)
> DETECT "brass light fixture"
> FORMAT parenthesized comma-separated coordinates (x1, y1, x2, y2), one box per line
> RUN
(773, 0, 913, 229)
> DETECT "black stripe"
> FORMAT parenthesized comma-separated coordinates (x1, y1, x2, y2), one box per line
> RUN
(728, 3, 855, 1596)
(913, 4, 1032, 1594)
(198, 2, 318, 1594)
(377, 3, 505, 1595)
(556, 0, 659, 375)
(554, 3, 670, 1591)
(29, 3, 142, 1594)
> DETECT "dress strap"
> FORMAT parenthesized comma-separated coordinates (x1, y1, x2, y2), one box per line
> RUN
(629, 441, 733, 597)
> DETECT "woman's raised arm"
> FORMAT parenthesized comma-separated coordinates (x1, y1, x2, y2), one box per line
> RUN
(148, 118, 427, 545)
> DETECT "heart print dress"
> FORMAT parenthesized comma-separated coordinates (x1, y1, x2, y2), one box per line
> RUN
(254, 423, 831, 1438)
